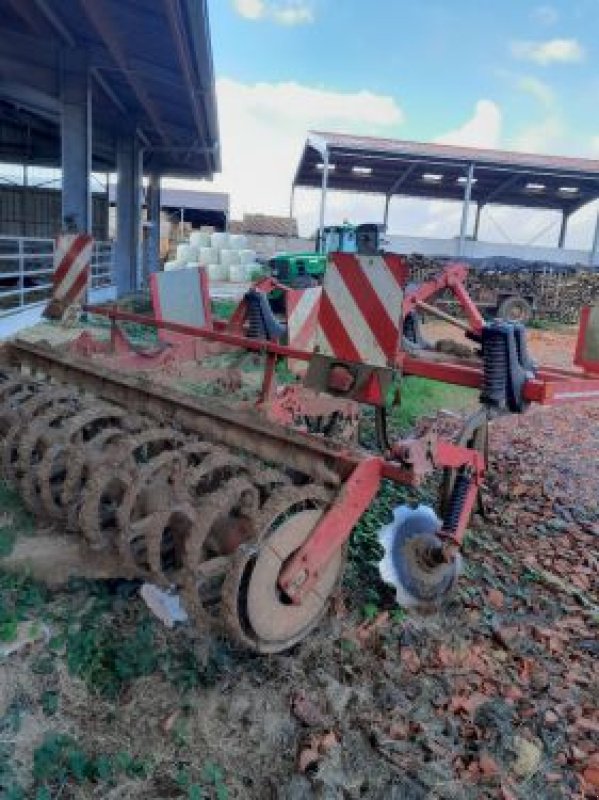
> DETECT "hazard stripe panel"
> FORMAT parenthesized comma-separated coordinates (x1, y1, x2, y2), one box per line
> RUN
(285, 286, 322, 374)
(52, 234, 93, 304)
(314, 254, 405, 368)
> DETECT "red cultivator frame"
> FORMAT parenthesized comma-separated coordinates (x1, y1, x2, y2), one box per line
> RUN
(3, 257, 598, 652)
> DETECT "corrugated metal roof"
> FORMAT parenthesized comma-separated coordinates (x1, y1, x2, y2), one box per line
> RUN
(0, 0, 220, 178)
(309, 131, 599, 175)
(293, 131, 599, 213)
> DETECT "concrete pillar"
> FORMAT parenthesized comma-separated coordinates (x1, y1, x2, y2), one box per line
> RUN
(146, 172, 161, 275)
(318, 149, 329, 254)
(458, 163, 475, 256)
(115, 135, 142, 295)
(558, 211, 569, 249)
(60, 50, 91, 233)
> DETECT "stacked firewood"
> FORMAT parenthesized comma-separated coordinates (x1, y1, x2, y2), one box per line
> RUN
(404, 254, 599, 324)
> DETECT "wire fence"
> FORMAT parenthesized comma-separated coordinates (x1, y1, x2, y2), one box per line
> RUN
(0, 235, 114, 317)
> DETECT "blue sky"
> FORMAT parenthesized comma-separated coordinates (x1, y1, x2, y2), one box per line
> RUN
(196, 0, 599, 247)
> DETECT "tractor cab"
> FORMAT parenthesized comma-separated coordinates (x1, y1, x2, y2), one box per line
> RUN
(315, 223, 385, 256)
(267, 222, 387, 298)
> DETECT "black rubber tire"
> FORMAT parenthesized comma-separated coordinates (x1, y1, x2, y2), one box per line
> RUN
(497, 296, 533, 325)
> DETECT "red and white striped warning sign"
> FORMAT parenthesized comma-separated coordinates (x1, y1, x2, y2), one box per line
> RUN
(314, 253, 407, 367)
(52, 233, 93, 306)
(285, 286, 322, 374)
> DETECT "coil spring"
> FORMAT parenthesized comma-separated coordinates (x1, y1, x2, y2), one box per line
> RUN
(443, 471, 471, 534)
(403, 313, 417, 344)
(481, 327, 507, 406)
(247, 297, 266, 339)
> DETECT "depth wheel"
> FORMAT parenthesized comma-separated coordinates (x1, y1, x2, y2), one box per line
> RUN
(223, 503, 342, 654)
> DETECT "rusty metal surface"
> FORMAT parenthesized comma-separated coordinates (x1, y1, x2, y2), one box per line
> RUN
(0, 363, 342, 654)
(7, 339, 347, 486)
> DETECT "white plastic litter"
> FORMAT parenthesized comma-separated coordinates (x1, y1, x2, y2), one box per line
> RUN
(140, 583, 188, 629)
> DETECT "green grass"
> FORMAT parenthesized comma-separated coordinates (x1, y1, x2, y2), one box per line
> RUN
(390, 376, 476, 432)
(211, 299, 237, 321)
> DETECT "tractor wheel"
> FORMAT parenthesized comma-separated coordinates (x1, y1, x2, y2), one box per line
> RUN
(497, 295, 532, 325)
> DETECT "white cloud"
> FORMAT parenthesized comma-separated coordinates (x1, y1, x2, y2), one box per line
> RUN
(532, 5, 559, 25)
(511, 116, 565, 153)
(232, 0, 265, 20)
(591, 136, 599, 156)
(516, 75, 555, 109)
(510, 38, 585, 65)
(435, 100, 502, 148)
(231, 0, 314, 25)
(272, 3, 313, 25)
(190, 77, 403, 229)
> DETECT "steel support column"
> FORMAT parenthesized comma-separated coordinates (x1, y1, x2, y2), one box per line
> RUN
(558, 211, 569, 249)
(318, 149, 329, 253)
(383, 194, 391, 228)
(146, 172, 161, 275)
(60, 50, 91, 232)
(590, 210, 599, 269)
(458, 163, 475, 256)
(115, 135, 142, 295)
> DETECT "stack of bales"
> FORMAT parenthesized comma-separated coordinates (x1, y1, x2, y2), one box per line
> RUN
(163, 229, 261, 282)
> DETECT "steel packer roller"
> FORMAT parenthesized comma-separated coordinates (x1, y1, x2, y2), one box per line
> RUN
(1, 257, 598, 653)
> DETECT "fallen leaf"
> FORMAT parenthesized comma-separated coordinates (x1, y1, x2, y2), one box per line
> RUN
(297, 747, 320, 774)
(317, 731, 339, 753)
(400, 647, 421, 674)
(583, 767, 599, 789)
(291, 691, 326, 727)
(487, 588, 504, 609)
(449, 692, 488, 716)
(161, 709, 180, 734)
(479, 753, 500, 778)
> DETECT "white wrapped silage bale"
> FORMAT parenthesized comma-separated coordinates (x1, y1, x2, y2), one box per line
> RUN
(219, 249, 241, 268)
(211, 231, 230, 249)
(228, 263, 248, 282)
(238, 249, 257, 265)
(228, 234, 248, 250)
(176, 243, 192, 262)
(207, 263, 226, 281)
(198, 247, 217, 265)
(164, 260, 184, 272)
(190, 231, 211, 248)
(245, 263, 264, 280)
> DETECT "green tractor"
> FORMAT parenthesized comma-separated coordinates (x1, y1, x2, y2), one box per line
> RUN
(268, 223, 384, 308)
